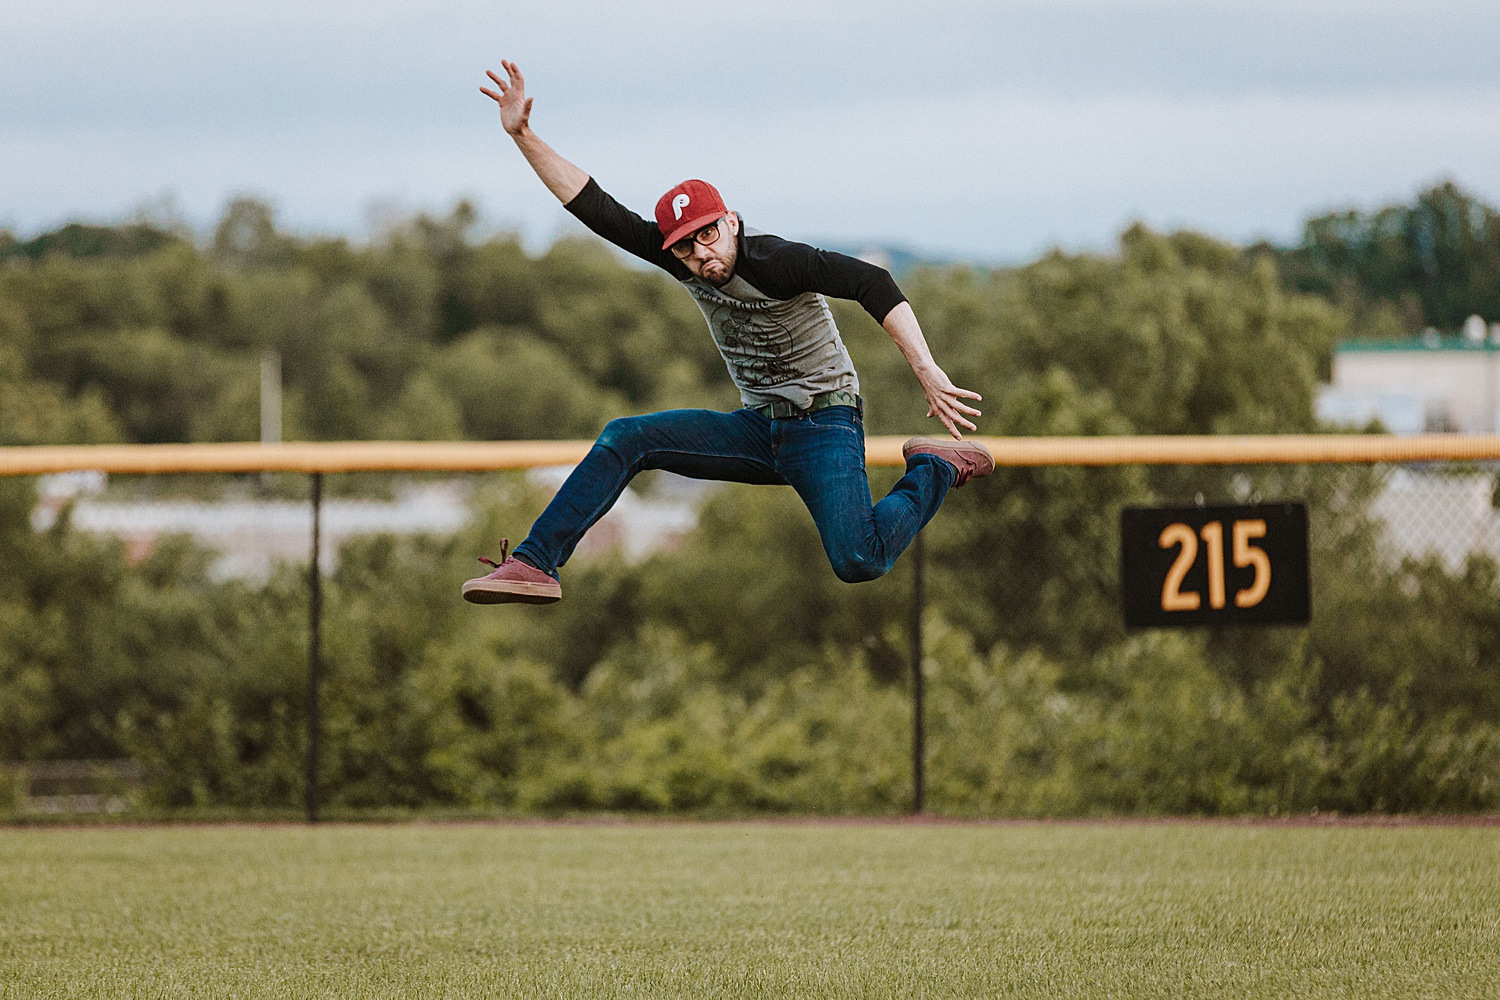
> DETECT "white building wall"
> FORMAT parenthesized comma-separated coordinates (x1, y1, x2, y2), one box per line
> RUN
(32, 473, 705, 581)
(1328, 349, 1500, 434)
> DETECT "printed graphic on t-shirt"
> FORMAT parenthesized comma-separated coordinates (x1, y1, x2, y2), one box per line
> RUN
(688, 283, 810, 389)
(707, 299, 800, 388)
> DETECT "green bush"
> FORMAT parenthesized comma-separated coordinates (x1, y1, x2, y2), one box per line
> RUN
(3, 195, 1499, 817)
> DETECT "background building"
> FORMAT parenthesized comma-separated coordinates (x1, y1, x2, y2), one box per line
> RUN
(1319, 317, 1500, 434)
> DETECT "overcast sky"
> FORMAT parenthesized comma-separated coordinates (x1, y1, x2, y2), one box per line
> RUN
(4, 0, 1498, 260)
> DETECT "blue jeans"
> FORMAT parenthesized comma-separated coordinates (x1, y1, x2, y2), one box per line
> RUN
(513, 406, 953, 583)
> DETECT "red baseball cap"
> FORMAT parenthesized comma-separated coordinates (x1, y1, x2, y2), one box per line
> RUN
(655, 179, 728, 249)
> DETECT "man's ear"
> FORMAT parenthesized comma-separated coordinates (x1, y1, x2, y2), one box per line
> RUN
(727, 211, 740, 236)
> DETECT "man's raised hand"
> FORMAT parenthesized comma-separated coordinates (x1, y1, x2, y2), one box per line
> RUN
(479, 58, 589, 203)
(480, 60, 532, 137)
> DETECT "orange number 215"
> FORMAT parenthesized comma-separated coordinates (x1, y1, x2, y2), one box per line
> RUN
(1159, 519, 1271, 612)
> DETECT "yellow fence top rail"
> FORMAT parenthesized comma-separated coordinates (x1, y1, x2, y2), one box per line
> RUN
(2, 434, 1500, 477)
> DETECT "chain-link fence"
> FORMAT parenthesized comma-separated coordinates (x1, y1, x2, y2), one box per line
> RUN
(2, 437, 1498, 820)
(1127, 459, 1500, 569)
(1367, 465, 1500, 570)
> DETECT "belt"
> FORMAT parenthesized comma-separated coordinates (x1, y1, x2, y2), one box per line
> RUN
(752, 390, 863, 421)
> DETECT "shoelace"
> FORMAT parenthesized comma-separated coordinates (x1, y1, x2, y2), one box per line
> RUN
(477, 538, 509, 570)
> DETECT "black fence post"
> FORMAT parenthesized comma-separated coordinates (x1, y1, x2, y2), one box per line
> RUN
(911, 529, 925, 815)
(306, 471, 323, 824)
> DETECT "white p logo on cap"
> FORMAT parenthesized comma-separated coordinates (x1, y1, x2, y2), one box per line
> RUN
(672, 193, 690, 220)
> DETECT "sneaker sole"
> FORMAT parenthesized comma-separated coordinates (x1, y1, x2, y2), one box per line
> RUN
(461, 578, 562, 605)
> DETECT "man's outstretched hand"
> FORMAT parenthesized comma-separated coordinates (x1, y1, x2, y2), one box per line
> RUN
(479, 58, 589, 203)
(916, 364, 983, 440)
(879, 301, 981, 440)
(480, 60, 532, 137)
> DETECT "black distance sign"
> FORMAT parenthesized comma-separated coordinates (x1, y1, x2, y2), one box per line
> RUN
(1121, 501, 1310, 628)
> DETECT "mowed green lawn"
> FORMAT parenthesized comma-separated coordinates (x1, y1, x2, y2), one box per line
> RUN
(1, 821, 1497, 999)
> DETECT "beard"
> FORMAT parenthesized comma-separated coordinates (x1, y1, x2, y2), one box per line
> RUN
(698, 256, 733, 286)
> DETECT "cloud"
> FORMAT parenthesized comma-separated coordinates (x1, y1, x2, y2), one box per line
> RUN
(4, 1, 1498, 255)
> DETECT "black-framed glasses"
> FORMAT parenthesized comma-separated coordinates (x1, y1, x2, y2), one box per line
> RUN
(668, 218, 724, 259)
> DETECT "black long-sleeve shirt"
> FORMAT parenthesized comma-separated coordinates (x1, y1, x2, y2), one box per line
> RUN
(565, 177, 907, 408)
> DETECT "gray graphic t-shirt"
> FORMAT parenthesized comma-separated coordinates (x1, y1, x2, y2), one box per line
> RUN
(682, 266, 857, 408)
(565, 178, 906, 409)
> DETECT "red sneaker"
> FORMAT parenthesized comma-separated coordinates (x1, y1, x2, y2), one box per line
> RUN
(902, 437, 996, 487)
(461, 540, 562, 605)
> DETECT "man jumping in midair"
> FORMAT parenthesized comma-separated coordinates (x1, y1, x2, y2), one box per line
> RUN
(463, 59, 994, 605)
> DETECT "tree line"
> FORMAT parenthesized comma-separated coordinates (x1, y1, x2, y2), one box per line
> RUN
(1, 183, 1498, 816)
(2, 182, 1496, 450)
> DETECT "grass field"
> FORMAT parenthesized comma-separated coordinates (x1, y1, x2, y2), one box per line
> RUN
(2, 820, 1498, 998)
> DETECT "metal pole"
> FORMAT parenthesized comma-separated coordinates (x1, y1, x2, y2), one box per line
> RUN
(1489, 339, 1497, 434)
(260, 349, 282, 445)
(305, 471, 323, 823)
(911, 529, 925, 815)
(260, 349, 282, 491)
